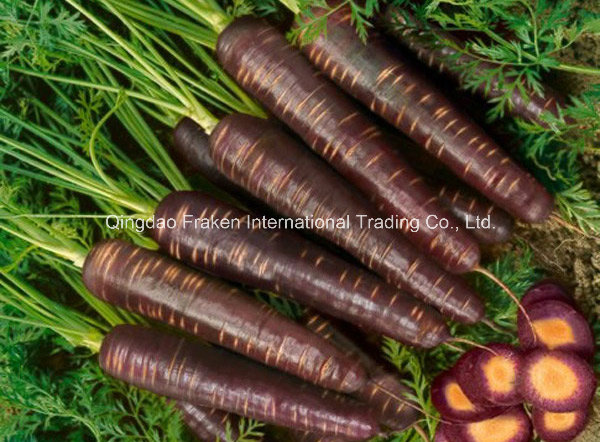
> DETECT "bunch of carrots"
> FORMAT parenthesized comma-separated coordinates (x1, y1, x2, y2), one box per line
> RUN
(1, 0, 598, 441)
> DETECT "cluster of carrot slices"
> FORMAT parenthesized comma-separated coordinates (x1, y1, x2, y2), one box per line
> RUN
(433, 281, 596, 442)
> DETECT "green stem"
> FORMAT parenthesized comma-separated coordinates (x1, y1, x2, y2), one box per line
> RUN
(0, 274, 106, 352)
(105, 0, 218, 47)
(5, 65, 190, 114)
(164, 0, 230, 33)
(555, 63, 600, 76)
(88, 93, 127, 194)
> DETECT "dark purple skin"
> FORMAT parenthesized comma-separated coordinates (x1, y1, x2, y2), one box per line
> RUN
(431, 369, 506, 422)
(519, 349, 597, 412)
(178, 116, 512, 246)
(297, 6, 554, 224)
(99, 325, 379, 439)
(437, 183, 514, 244)
(455, 344, 523, 406)
(287, 431, 349, 442)
(153, 191, 449, 348)
(301, 312, 421, 431)
(434, 423, 451, 442)
(209, 113, 484, 324)
(388, 134, 515, 245)
(384, 133, 514, 245)
(531, 407, 589, 442)
(177, 402, 239, 441)
(82, 239, 366, 393)
(173, 118, 226, 187)
(173, 118, 275, 216)
(517, 300, 595, 360)
(444, 406, 532, 442)
(217, 17, 481, 275)
(382, 7, 571, 127)
(179, 402, 346, 442)
(521, 280, 573, 309)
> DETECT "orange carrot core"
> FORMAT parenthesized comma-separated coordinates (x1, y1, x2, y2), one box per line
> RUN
(467, 415, 520, 442)
(445, 382, 475, 411)
(533, 318, 575, 349)
(483, 356, 515, 394)
(543, 411, 577, 432)
(530, 357, 578, 401)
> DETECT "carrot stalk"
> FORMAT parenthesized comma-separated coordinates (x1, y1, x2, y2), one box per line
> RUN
(216, 16, 481, 274)
(295, 6, 554, 225)
(209, 113, 484, 324)
(83, 239, 367, 392)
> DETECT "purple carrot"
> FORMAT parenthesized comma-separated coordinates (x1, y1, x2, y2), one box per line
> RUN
(178, 402, 239, 441)
(216, 16, 481, 274)
(179, 402, 347, 442)
(176, 117, 512, 245)
(301, 312, 421, 431)
(100, 325, 379, 439)
(295, 5, 554, 224)
(436, 183, 514, 244)
(153, 191, 449, 347)
(287, 430, 349, 442)
(389, 133, 514, 244)
(382, 6, 570, 127)
(173, 118, 263, 208)
(209, 113, 484, 323)
(83, 239, 366, 392)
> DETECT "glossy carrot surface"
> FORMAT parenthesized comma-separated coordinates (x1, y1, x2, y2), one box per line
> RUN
(83, 239, 366, 392)
(297, 6, 554, 224)
(217, 17, 481, 274)
(209, 113, 484, 323)
(100, 325, 379, 439)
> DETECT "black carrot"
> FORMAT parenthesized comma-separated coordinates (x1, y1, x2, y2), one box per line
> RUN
(178, 402, 239, 441)
(208, 113, 484, 324)
(100, 325, 379, 439)
(301, 312, 421, 432)
(153, 190, 450, 348)
(295, 5, 554, 224)
(83, 239, 366, 392)
(216, 16, 481, 274)
(174, 117, 512, 245)
(381, 7, 570, 127)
